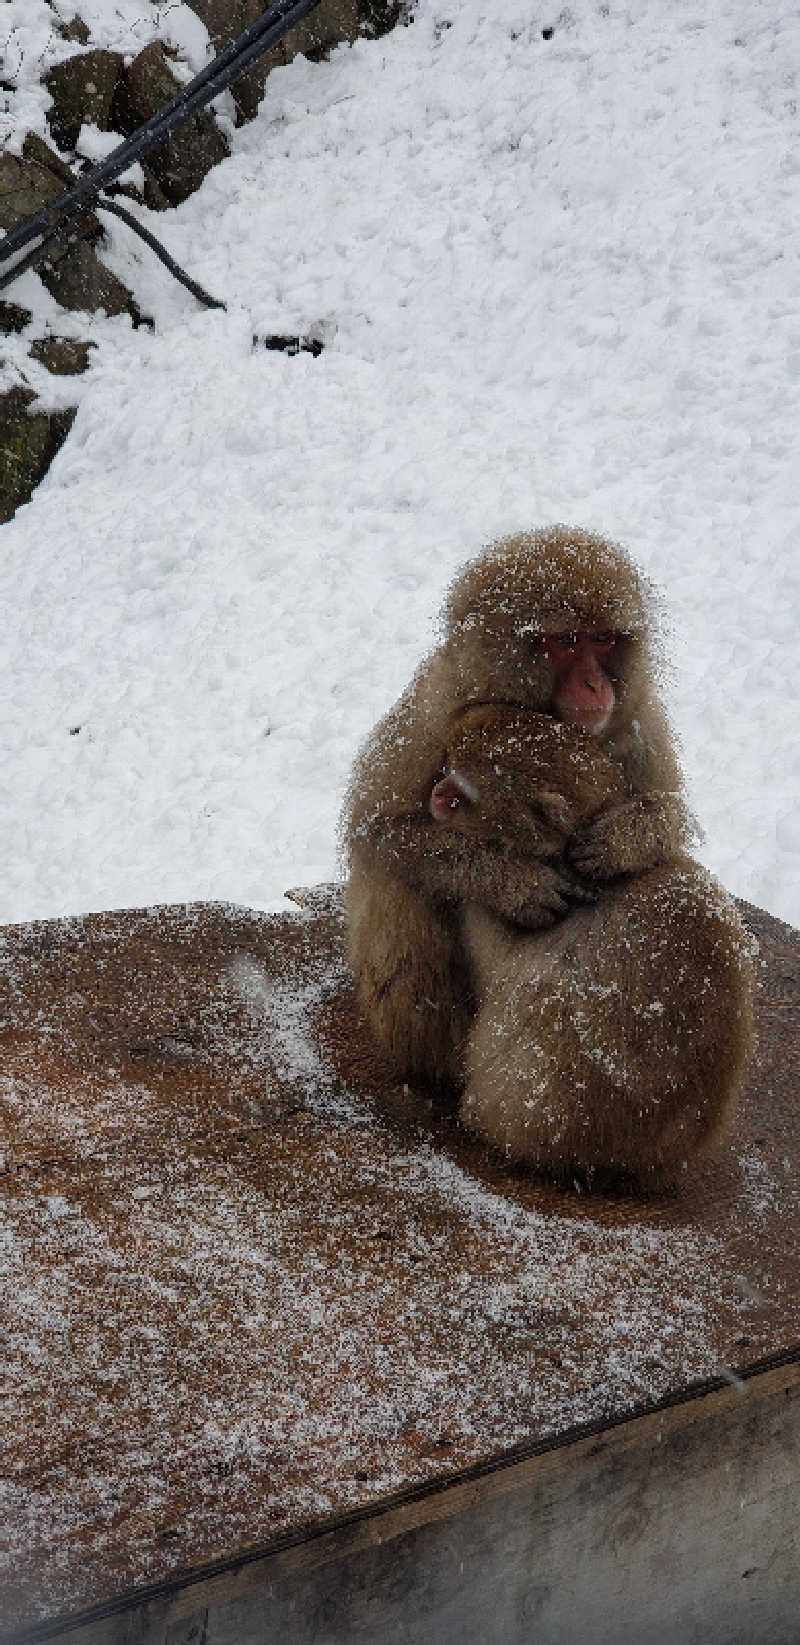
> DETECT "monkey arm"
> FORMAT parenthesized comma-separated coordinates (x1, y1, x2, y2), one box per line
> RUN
(343, 675, 574, 926)
(350, 812, 586, 926)
(566, 789, 690, 880)
(571, 700, 695, 880)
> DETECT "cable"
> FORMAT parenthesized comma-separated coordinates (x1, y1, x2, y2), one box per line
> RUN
(0, 233, 53, 293)
(1, 187, 326, 349)
(0, 0, 324, 275)
(96, 195, 226, 311)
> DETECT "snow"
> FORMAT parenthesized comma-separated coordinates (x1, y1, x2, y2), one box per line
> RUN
(0, 0, 210, 153)
(1, 0, 799, 928)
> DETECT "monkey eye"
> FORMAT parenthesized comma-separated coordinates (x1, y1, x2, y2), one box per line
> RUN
(543, 630, 617, 658)
(543, 632, 579, 657)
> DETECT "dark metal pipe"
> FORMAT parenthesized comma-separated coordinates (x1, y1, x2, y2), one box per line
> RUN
(0, 0, 323, 275)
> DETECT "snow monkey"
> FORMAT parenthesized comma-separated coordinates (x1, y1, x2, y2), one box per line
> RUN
(342, 525, 694, 1087)
(430, 705, 754, 1183)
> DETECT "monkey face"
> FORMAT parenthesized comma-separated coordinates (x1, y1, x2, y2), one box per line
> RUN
(442, 527, 650, 732)
(542, 631, 618, 736)
(429, 765, 570, 855)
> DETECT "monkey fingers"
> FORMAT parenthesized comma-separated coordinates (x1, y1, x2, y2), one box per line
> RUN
(568, 792, 686, 880)
(560, 876, 598, 904)
(567, 828, 619, 880)
(511, 864, 593, 928)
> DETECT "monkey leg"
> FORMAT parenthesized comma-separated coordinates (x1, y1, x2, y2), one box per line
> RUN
(460, 978, 593, 1173)
(345, 865, 474, 1087)
(460, 869, 754, 1183)
(458, 911, 589, 1169)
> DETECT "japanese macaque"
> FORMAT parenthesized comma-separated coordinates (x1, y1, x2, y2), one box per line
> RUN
(431, 705, 754, 1184)
(342, 525, 692, 1087)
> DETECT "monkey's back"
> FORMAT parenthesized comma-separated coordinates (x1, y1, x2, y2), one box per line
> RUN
(462, 858, 755, 1184)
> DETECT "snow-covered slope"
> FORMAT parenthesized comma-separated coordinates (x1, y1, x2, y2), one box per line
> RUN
(2, 0, 798, 925)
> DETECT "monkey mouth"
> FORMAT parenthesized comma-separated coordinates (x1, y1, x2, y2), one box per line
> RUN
(559, 705, 613, 735)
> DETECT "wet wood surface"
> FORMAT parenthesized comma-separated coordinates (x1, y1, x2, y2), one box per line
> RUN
(1, 891, 798, 1641)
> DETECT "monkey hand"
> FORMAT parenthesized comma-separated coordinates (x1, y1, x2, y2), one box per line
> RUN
(567, 794, 684, 880)
(495, 862, 595, 928)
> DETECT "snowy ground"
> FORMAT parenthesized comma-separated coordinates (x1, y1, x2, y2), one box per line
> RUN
(1, 0, 799, 928)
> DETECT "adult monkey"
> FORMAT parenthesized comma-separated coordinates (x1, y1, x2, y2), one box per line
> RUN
(342, 525, 691, 1086)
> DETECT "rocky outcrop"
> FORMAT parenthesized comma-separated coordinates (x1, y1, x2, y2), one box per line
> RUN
(44, 48, 124, 152)
(0, 301, 33, 335)
(189, 0, 401, 120)
(28, 336, 95, 375)
(112, 41, 230, 208)
(0, 0, 405, 521)
(188, 0, 400, 120)
(0, 387, 76, 523)
(0, 138, 128, 522)
(0, 137, 139, 318)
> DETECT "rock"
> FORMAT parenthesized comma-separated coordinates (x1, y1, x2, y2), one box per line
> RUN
(35, 236, 139, 319)
(0, 149, 65, 231)
(44, 49, 124, 152)
(188, 1, 402, 122)
(21, 132, 76, 187)
(114, 41, 229, 206)
(0, 140, 139, 320)
(29, 336, 95, 375)
(57, 16, 92, 46)
(358, 2, 404, 36)
(0, 301, 32, 335)
(4, 136, 100, 240)
(0, 386, 76, 523)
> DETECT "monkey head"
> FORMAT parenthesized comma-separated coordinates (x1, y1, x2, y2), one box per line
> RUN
(440, 526, 653, 738)
(429, 705, 625, 854)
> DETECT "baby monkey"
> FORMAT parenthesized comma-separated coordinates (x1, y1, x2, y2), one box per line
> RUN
(431, 706, 754, 1186)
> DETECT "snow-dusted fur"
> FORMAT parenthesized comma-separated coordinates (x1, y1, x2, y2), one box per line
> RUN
(443, 706, 754, 1185)
(343, 527, 691, 1086)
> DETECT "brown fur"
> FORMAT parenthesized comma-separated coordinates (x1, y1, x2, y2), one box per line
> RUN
(342, 526, 692, 1086)
(440, 705, 754, 1185)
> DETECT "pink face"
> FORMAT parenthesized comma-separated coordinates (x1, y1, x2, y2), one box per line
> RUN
(543, 631, 617, 736)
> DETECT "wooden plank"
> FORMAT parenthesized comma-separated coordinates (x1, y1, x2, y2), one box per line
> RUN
(12, 1355, 799, 1645)
(1, 895, 798, 1640)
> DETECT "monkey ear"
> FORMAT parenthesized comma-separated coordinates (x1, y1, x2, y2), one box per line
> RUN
(430, 770, 480, 821)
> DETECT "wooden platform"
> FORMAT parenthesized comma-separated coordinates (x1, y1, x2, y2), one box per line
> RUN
(1, 890, 798, 1644)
